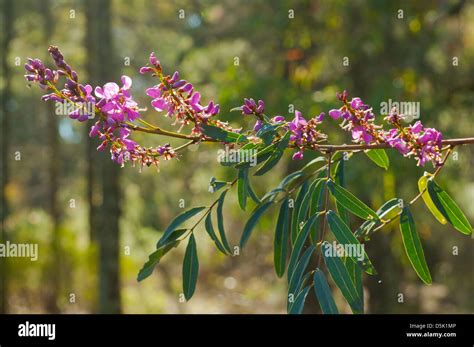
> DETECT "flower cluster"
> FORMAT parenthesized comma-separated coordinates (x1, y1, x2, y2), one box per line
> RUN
(241, 98, 265, 116)
(25, 46, 176, 169)
(141, 53, 221, 136)
(383, 109, 443, 166)
(328, 93, 383, 145)
(287, 111, 327, 160)
(327, 90, 444, 166)
(25, 46, 446, 171)
(94, 76, 141, 123)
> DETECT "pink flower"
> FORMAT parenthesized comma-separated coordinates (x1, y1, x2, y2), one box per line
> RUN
(329, 109, 342, 120)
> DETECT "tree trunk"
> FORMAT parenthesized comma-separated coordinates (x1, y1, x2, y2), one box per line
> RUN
(40, 0, 61, 314)
(0, 0, 13, 314)
(85, 0, 122, 313)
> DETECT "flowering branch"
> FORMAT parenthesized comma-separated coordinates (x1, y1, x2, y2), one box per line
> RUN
(24, 46, 473, 314)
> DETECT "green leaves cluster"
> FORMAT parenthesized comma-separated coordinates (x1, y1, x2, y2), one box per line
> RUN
(137, 137, 472, 314)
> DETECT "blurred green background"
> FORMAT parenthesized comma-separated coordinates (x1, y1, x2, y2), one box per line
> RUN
(0, 0, 473, 314)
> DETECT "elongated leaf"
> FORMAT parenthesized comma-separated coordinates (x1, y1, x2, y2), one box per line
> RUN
(288, 286, 311, 314)
(237, 169, 248, 210)
(344, 257, 363, 310)
(235, 143, 275, 169)
(247, 179, 261, 204)
(201, 124, 246, 143)
(334, 160, 349, 225)
(157, 207, 206, 248)
(291, 181, 310, 243)
(427, 180, 472, 235)
(399, 207, 432, 285)
(287, 212, 321, 278)
(322, 241, 363, 313)
(182, 234, 199, 300)
(376, 198, 402, 219)
(254, 132, 290, 176)
(240, 201, 273, 248)
(365, 149, 389, 170)
(355, 198, 402, 238)
(327, 211, 376, 275)
(301, 156, 325, 175)
(217, 191, 232, 253)
(418, 175, 447, 225)
(310, 179, 326, 242)
(274, 199, 290, 277)
(313, 269, 339, 314)
(288, 245, 315, 307)
(297, 179, 320, 230)
(204, 213, 228, 255)
(137, 242, 178, 281)
(327, 180, 378, 220)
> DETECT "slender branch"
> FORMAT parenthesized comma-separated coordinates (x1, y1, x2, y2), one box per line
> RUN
(313, 138, 474, 152)
(316, 150, 333, 267)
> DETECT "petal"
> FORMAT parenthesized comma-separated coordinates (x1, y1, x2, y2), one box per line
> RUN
(121, 75, 132, 90)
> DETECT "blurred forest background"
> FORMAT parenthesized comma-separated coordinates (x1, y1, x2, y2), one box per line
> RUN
(0, 0, 473, 314)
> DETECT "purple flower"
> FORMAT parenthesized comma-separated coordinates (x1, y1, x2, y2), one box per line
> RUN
(240, 98, 265, 116)
(315, 112, 325, 122)
(253, 120, 263, 132)
(270, 116, 285, 123)
(94, 75, 141, 123)
(351, 126, 373, 144)
(329, 109, 342, 120)
(292, 151, 304, 160)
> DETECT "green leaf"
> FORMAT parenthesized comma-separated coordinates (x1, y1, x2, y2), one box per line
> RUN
(246, 180, 261, 204)
(297, 179, 321, 231)
(313, 269, 339, 314)
(344, 257, 363, 310)
(157, 207, 206, 248)
(216, 191, 233, 253)
(327, 211, 376, 275)
(291, 181, 310, 243)
(365, 149, 389, 170)
(137, 242, 179, 281)
(322, 241, 363, 314)
(240, 201, 273, 248)
(254, 132, 290, 176)
(376, 198, 402, 219)
(235, 143, 275, 169)
(288, 286, 311, 314)
(182, 234, 199, 300)
(201, 124, 246, 143)
(334, 160, 349, 225)
(427, 180, 472, 235)
(418, 174, 447, 225)
(327, 180, 378, 220)
(399, 207, 432, 285)
(204, 213, 228, 255)
(287, 212, 321, 278)
(310, 179, 326, 242)
(288, 245, 315, 308)
(274, 199, 290, 277)
(300, 156, 325, 175)
(237, 169, 248, 210)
